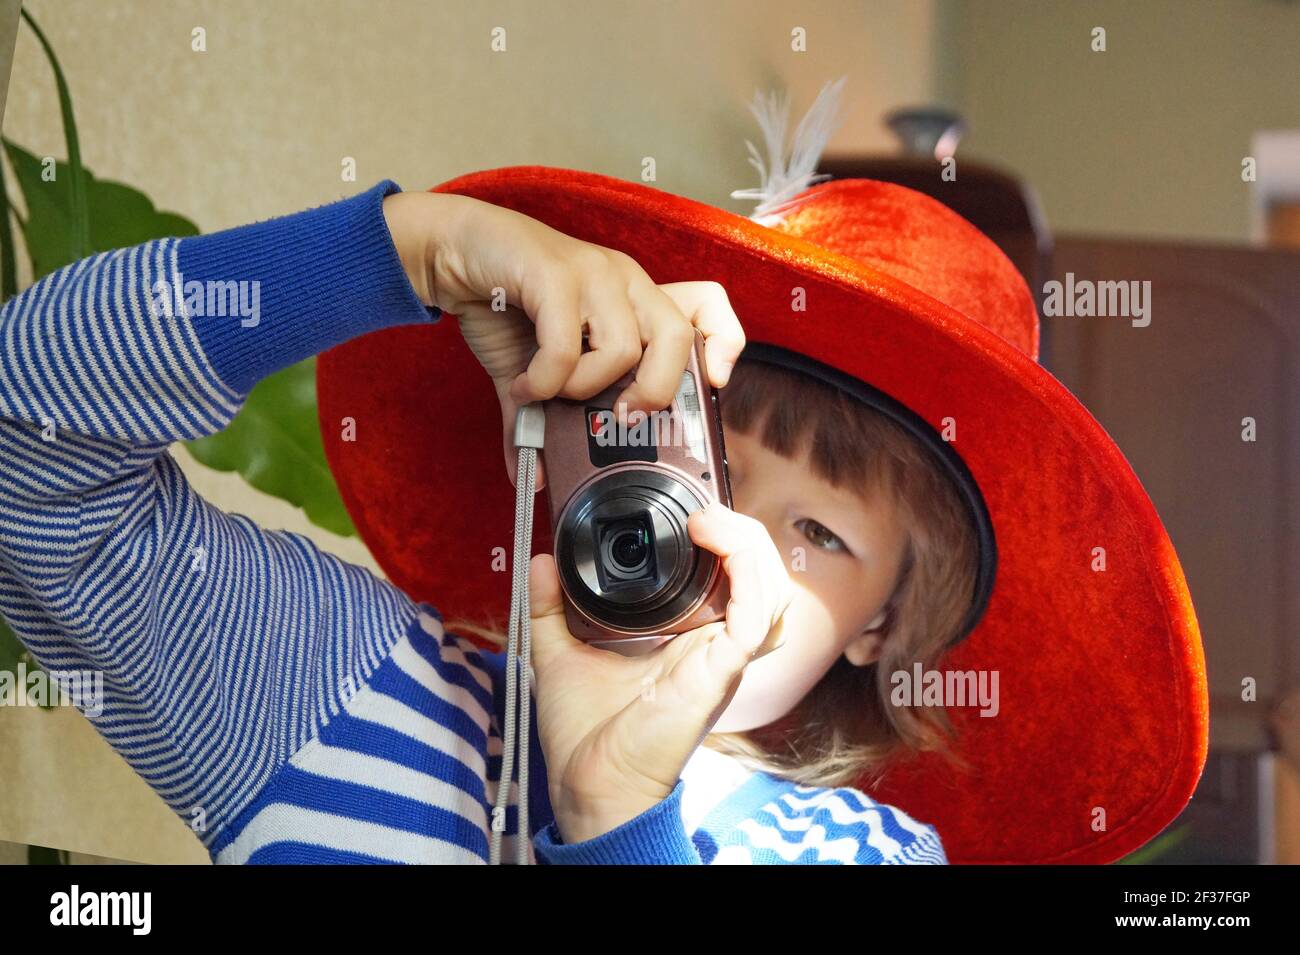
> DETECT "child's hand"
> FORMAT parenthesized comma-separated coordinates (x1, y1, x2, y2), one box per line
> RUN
(382, 190, 745, 490)
(528, 501, 791, 845)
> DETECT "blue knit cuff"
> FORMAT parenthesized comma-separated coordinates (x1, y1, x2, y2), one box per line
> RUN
(532, 780, 702, 865)
(176, 179, 441, 394)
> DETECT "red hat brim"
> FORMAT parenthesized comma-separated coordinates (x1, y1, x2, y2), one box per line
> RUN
(318, 166, 1208, 864)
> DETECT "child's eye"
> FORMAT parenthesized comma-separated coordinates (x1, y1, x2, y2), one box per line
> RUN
(797, 518, 846, 552)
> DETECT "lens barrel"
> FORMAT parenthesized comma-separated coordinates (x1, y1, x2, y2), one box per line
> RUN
(555, 469, 716, 633)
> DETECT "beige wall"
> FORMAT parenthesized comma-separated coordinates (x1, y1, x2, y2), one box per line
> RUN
(4, 0, 942, 237)
(0, 0, 943, 863)
(944, 0, 1300, 243)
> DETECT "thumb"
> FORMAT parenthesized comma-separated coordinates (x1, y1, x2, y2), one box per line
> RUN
(528, 553, 581, 670)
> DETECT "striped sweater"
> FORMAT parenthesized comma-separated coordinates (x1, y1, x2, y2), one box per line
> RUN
(0, 179, 948, 865)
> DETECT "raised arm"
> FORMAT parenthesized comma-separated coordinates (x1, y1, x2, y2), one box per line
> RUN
(1, 175, 750, 863)
(0, 180, 441, 848)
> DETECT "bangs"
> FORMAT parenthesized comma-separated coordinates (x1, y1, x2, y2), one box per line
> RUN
(719, 357, 913, 503)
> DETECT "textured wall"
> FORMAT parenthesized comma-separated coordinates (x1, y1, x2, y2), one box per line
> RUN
(946, 0, 1300, 243)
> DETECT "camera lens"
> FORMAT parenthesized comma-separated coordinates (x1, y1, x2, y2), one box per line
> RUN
(600, 518, 655, 581)
(554, 470, 719, 633)
(610, 526, 649, 573)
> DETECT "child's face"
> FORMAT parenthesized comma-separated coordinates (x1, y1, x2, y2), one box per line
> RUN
(709, 425, 910, 734)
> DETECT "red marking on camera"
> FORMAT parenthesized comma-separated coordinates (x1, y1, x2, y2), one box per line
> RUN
(588, 411, 607, 437)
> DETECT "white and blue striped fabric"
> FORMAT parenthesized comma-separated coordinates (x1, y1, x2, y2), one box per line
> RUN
(0, 180, 948, 865)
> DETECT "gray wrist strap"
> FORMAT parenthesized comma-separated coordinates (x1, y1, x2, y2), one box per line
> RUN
(489, 403, 544, 865)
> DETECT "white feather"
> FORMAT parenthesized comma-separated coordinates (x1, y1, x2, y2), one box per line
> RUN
(731, 77, 847, 227)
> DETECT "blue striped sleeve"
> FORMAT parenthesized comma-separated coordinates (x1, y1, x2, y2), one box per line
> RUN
(176, 180, 440, 393)
(0, 181, 442, 849)
(532, 779, 705, 865)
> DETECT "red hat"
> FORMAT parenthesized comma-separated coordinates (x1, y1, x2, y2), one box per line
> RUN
(317, 117, 1207, 866)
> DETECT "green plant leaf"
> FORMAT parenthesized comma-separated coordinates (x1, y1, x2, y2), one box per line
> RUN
(20, 7, 89, 260)
(87, 178, 200, 248)
(3, 139, 73, 279)
(0, 611, 26, 678)
(185, 358, 357, 538)
(0, 612, 57, 710)
(3, 139, 199, 282)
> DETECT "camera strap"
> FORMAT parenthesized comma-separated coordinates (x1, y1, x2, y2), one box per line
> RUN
(489, 403, 546, 865)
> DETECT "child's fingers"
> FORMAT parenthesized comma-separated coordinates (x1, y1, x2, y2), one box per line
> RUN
(616, 615, 752, 768)
(721, 548, 768, 655)
(609, 620, 740, 769)
(509, 278, 583, 403)
(657, 282, 746, 389)
(688, 503, 793, 655)
(557, 283, 643, 401)
(687, 499, 759, 554)
(615, 287, 696, 415)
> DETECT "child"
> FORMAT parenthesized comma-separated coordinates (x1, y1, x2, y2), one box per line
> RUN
(1, 153, 1208, 866)
(0, 177, 949, 864)
(316, 160, 1207, 866)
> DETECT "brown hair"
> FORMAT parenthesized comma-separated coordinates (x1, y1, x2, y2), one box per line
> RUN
(446, 355, 980, 790)
(701, 356, 978, 788)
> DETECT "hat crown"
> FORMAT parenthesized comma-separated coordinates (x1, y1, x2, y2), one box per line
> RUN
(770, 179, 1040, 359)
